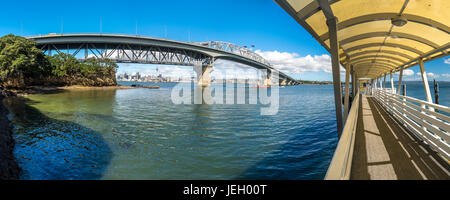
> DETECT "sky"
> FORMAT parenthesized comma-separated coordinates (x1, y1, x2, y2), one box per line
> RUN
(0, 0, 448, 81)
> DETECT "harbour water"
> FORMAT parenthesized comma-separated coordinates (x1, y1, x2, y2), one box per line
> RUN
(3, 81, 449, 180)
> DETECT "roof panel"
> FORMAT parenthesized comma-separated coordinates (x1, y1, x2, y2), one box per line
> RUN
(276, 0, 450, 78)
(336, 20, 392, 42)
(287, 0, 314, 12)
(351, 52, 409, 63)
(341, 37, 386, 49)
(392, 21, 450, 46)
(405, 0, 450, 28)
(352, 59, 399, 68)
(379, 46, 421, 58)
(385, 37, 434, 54)
(305, 10, 328, 39)
(331, 0, 405, 24)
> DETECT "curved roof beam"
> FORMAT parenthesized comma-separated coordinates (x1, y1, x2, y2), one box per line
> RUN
(296, 0, 340, 20)
(355, 65, 395, 72)
(350, 58, 401, 65)
(355, 64, 395, 70)
(350, 58, 403, 63)
(353, 62, 397, 69)
(349, 50, 414, 60)
(351, 55, 407, 65)
(345, 43, 425, 55)
(352, 63, 397, 71)
(361, 72, 390, 77)
(357, 71, 390, 76)
(351, 55, 407, 64)
(355, 66, 396, 73)
(338, 32, 440, 49)
(319, 13, 450, 41)
(350, 60, 400, 69)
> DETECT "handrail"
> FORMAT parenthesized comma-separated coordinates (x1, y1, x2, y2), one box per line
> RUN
(373, 89, 450, 162)
(389, 92, 450, 113)
(325, 93, 360, 180)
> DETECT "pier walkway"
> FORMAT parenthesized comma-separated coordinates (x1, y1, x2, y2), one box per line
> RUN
(351, 95, 450, 180)
(275, 0, 450, 180)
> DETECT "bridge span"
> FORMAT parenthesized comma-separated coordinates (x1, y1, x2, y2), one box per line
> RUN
(28, 34, 299, 86)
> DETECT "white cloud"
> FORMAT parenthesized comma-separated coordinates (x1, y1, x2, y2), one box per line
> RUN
(442, 73, 450, 78)
(255, 50, 332, 74)
(415, 72, 440, 79)
(427, 72, 439, 79)
(403, 69, 414, 76)
(444, 58, 450, 65)
(94, 49, 336, 78)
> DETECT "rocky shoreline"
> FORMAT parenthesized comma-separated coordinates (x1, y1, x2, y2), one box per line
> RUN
(0, 84, 133, 180)
(7, 85, 134, 96)
(0, 90, 20, 180)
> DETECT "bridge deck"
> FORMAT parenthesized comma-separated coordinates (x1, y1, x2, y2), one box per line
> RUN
(350, 95, 450, 180)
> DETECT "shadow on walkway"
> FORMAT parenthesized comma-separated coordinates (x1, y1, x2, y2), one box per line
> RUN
(351, 95, 450, 180)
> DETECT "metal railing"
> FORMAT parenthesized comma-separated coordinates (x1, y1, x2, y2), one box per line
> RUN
(325, 93, 360, 180)
(374, 89, 450, 162)
(197, 41, 272, 67)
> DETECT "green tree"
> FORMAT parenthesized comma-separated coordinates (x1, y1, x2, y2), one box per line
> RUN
(0, 34, 118, 88)
(48, 53, 79, 77)
(0, 34, 49, 88)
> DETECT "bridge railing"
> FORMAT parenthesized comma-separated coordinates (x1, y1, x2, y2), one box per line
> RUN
(325, 92, 360, 180)
(198, 41, 272, 67)
(373, 89, 450, 162)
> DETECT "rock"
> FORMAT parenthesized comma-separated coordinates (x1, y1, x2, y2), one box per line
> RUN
(0, 90, 21, 180)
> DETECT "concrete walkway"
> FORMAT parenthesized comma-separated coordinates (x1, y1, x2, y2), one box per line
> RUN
(350, 95, 450, 180)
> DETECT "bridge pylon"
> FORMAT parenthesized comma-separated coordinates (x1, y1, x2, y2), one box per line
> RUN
(194, 61, 214, 87)
(280, 78, 287, 86)
(260, 69, 273, 86)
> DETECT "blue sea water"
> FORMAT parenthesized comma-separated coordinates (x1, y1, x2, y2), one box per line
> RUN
(3, 81, 448, 180)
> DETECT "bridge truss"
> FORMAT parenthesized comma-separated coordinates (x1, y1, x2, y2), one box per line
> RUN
(30, 34, 299, 84)
(41, 43, 214, 66)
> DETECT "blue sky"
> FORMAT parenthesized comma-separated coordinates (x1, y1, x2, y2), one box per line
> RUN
(0, 0, 448, 81)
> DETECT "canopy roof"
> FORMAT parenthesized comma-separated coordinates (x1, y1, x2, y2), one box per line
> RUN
(275, 0, 450, 79)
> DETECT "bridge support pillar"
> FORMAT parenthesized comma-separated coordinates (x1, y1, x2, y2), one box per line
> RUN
(260, 69, 272, 86)
(194, 62, 214, 87)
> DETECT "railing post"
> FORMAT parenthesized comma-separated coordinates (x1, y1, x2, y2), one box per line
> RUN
(374, 77, 378, 90)
(402, 84, 406, 96)
(397, 66, 404, 95)
(351, 66, 356, 99)
(344, 64, 351, 122)
(434, 80, 439, 105)
(419, 59, 434, 111)
(379, 76, 382, 89)
(390, 72, 394, 94)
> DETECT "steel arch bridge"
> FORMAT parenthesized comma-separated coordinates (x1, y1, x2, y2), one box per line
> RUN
(28, 34, 299, 85)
